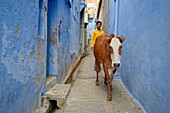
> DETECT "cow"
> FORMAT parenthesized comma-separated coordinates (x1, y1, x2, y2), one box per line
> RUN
(93, 34, 125, 101)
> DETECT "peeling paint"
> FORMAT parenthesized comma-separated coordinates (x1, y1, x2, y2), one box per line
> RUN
(50, 29, 58, 45)
(2, 20, 12, 48)
(15, 24, 20, 36)
(35, 74, 42, 86)
(29, 51, 36, 60)
(24, 85, 26, 91)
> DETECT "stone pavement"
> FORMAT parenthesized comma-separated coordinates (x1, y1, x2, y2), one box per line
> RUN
(53, 48, 143, 113)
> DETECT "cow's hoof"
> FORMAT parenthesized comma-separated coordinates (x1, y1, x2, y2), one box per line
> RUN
(96, 82, 100, 86)
(107, 96, 112, 101)
(104, 81, 107, 85)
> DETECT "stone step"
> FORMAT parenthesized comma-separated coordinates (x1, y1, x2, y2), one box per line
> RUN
(44, 84, 71, 108)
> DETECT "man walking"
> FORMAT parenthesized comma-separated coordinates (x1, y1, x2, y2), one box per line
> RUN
(90, 21, 104, 72)
(90, 21, 105, 50)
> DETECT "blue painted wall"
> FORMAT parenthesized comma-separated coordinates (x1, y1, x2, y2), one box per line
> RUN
(0, 0, 47, 113)
(108, 0, 116, 34)
(108, 0, 170, 113)
(0, 0, 83, 112)
(47, 0, 81, 83)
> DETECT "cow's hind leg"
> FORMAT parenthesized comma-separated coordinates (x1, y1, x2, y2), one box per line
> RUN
(104, 77, 107, 85)
(96, 71, 99, 86)
(103, 64, 112, 101)
(95, 60, 100, 86)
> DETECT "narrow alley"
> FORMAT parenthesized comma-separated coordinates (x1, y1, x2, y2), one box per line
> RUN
(52, 48, 143, 113)
(0, 0, 170, 113)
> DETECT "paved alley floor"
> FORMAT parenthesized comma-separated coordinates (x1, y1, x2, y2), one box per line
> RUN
(53, 48, 143, 113)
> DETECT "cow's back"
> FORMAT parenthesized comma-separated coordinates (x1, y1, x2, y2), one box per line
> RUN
(94, 35, 112, 67)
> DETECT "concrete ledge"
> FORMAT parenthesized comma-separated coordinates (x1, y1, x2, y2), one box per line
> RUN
(44, 84, 71, 108)
(39, 54, 83, 112)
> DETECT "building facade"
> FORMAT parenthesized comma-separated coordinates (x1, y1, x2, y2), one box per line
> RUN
(0, 0, 86, 113)
(47, 0, 82, 83)
(98, 0, 170, 113)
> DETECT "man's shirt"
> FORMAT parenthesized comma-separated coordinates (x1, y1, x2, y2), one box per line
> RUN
(91, 29, 105, 47)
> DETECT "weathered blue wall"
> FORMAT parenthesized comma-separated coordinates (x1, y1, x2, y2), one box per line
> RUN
(108, 0, 120, 35)
(0, 0, 47, 113)
(109, 0, 170, 113)
(108, 0, 116, 34)
(47, 0, 81, 83)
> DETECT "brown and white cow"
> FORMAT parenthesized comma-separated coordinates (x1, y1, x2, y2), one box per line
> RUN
(94, 34, 125, 101)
